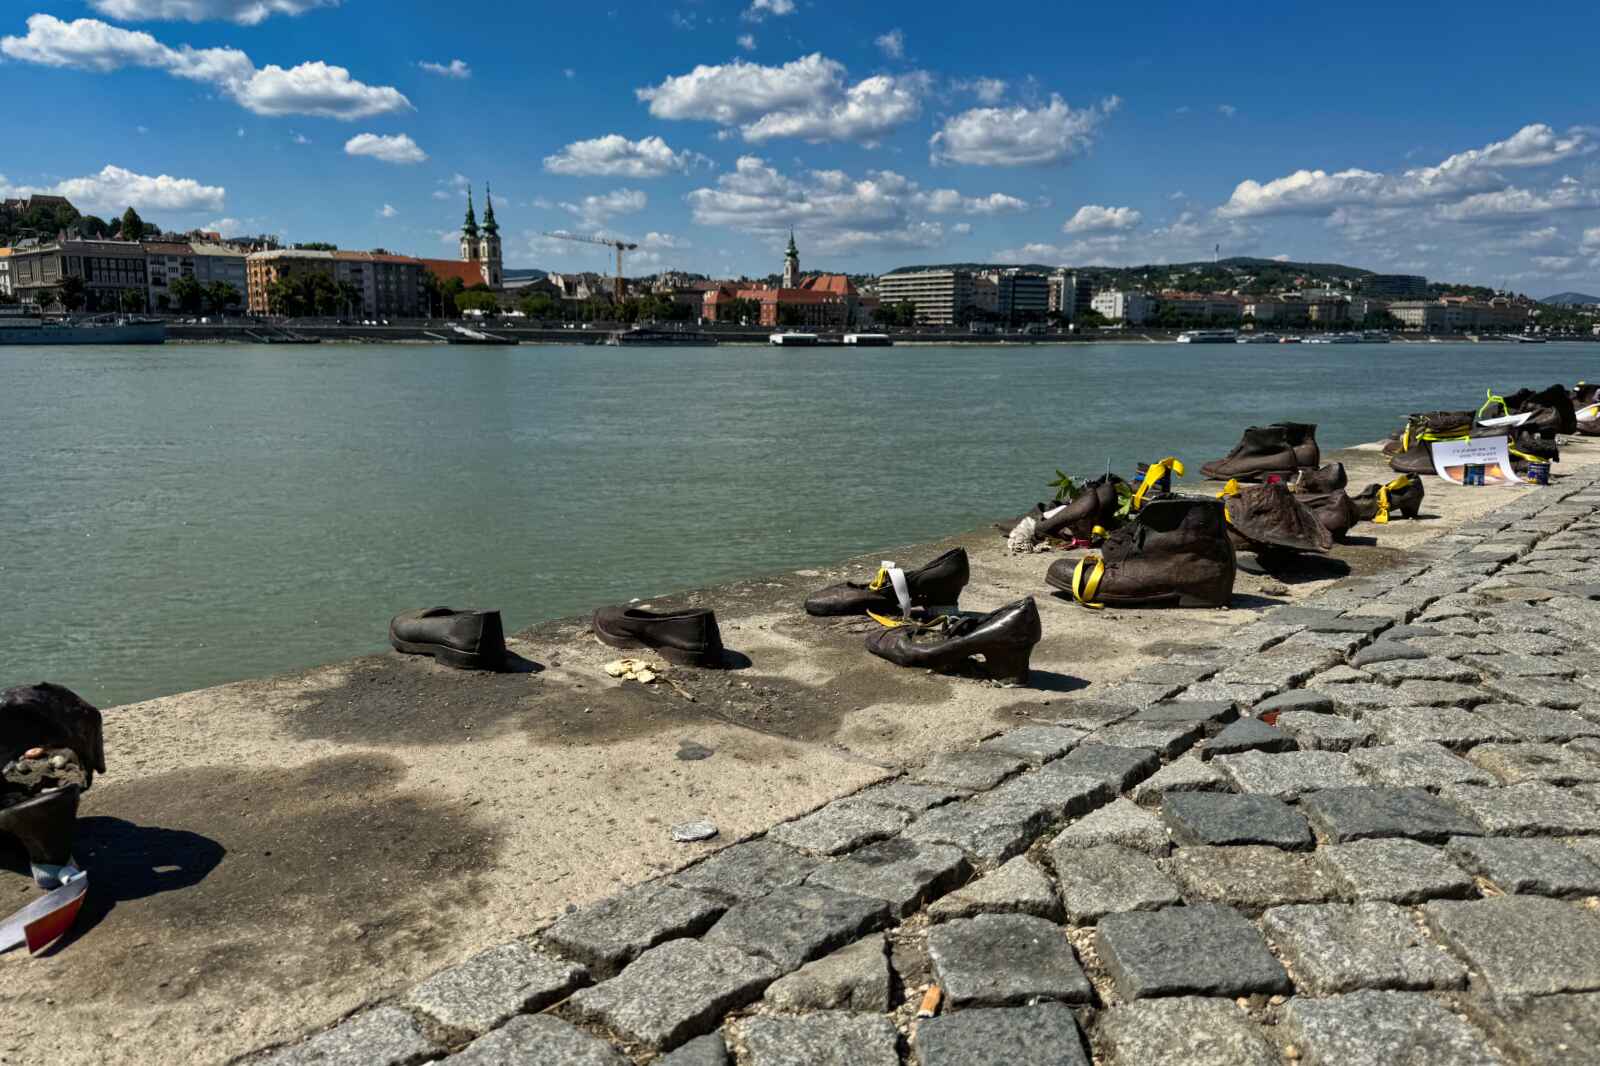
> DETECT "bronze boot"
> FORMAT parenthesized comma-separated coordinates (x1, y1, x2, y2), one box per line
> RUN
(1045, 497, 1236, 608)
(1201, 426, 1299, 482)
(1219, 481, 1333, 554)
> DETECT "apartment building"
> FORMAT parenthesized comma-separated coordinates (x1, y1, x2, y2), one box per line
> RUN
(0, 248, 11, 298)
(1048, 272, 1094, 320)
(247, 249, 427, 317)
(1364, 274, 1429, 299)
(876, 270, 975, 325)
(8, 238, 149, 310)
(1091, 290, 1155, 325)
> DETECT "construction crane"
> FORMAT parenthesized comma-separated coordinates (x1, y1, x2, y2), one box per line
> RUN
(541, 231, 638, 301)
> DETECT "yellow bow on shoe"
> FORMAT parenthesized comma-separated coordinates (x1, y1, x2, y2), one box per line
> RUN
(1373, 474, 1412, 524)
(1072, 555, 1106, 609)
(1132, 457, 1185, 511)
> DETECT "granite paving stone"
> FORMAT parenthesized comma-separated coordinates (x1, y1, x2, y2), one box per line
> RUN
(1213, 750, 1367, 800)
(1467, 742, 1600, 785)
(1048, 744, 1160, 791)
(977, 724, 1086, 764)
(669, 840, 824, 904)
(1423, 896, 1600, 997)
(1095, 903, 1292, 999)
(1127, 699, 1239, 731)
(912, 750, 1030, 791)
(1087, 680, 1187, 708)
(805, 837, 969, 917)
(1160, 792, 1312, 849)
(1349, 743, 1496, 790)
(1473, 703, 1600, 743)
(1170, 845, 1338, 912)
(1365, 657, 1481, 683)
(703, 884, 889, 972)
(1441, 782, 1600, 835)
(1082, 720, 1203, 759)
(1260, 902, 1466, 994)
(1135, 660, 1221, 685)
(1480, 653, 1578, 679)
(1129, 756, 1229, 805)
(1283, 991, 1506, 1066)
(1361, 705, 1516, 749)
(257, 1007, 439, 1066)
(1306, 683, 1413, 713)
(1215, 641, 1342, 686)
(985, 768, 1114, 823)
(1300, 787, 1483, 844)
(1046, 698, 1140, 727)
(443, 1015, 627, 1066)
(765, 800, 912, 856)
(1046, 797, 1171, 855)
(927, 855, 1062, 922)
(1481, 676, 1594, 709)
(761, 934, 890, 1012)
(1275, 710, 1376, 751)
(1316, 838, 1475, 902)
(737, 1013, 899, 1066)
(1288, 629, 1368, 654)
(1253, 689, 1336, 716)
(1460, 993, 1600, 1066)
(655, 1035, 731, 1066)
(1049, 843, 1183, 924)
(1397, 679, 1492, 707)
(1350, 641, 1428, 668)
(1568, 835, 1600, 868)
(1091, 997, 1279, 1066)
(1179, 680, 1278, 705)
(902, 797, 1050, 864)
(850, 780, 966, 814)
(404, 941, 587, 1036)
(913, 1004, 1089, 1066)
(927, 913, 1092, 1007)
(566, 939, 779, 1051)
(1572, 736, 1600, 761)
(1202, 717, 1296, 759)
(543, 881, 727, 977)
(1444, 836, 1600, 897)
(1310, 665, 1375, 685)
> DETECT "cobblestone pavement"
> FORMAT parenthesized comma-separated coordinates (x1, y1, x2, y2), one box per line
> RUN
(241, 477, 1600, 1065)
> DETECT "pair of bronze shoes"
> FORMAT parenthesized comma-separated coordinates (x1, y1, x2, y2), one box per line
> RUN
(391, 604, 727, 671)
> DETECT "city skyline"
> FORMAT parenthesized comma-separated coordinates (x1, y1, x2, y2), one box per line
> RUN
(3, 1, 1599, 292)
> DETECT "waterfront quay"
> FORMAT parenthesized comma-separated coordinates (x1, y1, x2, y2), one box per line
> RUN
(7, 440, 1600, 1066)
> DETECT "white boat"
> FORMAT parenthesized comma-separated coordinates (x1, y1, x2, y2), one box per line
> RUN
(843, 333, 892, 347)
(1361, 330, 1392, 343)
(1176, 329, 1238, 344)
(769, 332, 819, 346)
(0, 309, 166, 345)
(1237, 333, 1279, 344)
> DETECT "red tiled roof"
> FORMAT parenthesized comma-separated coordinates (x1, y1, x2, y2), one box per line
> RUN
(417, 258, 488, 287)
(799, 274, 856, 295)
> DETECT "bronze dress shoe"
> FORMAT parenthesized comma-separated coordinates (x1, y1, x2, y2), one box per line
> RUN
(1352, 476, 1424, 522)
(864, 598, 1041, 683)
(593, 605, 725, 668)
(389, 607, 507, 671)
(805, 548, 969, 617)
(1047, 496, 1235, 608)
(1291, 462, 1347, 494)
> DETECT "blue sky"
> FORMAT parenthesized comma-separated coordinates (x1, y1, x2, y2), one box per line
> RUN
(4, 0, 1600, 294)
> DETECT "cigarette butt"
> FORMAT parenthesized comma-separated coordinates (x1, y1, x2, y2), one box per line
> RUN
(917, 985, 942, 1018)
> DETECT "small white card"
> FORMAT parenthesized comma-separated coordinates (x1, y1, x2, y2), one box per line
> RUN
(1430, 437, 1522, 486)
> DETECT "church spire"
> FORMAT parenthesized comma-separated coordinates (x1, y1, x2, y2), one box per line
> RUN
(463, 187, 479, 238)
(482, 183, 499, 236)
(782, 227, 800, 288)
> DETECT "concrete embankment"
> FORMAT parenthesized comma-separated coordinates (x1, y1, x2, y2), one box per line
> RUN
(2, 440, 1596, 1066)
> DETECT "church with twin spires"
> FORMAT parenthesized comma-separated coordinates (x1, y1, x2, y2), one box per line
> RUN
(458, 184, 503, 288)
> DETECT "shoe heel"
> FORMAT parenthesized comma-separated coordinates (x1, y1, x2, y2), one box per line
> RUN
(982, 648, 1033, 683)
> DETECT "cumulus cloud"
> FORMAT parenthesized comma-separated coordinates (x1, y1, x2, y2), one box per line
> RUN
(1582, 227, 1600, 255)
(737, 33, 756, 51)
(875, 29, 904, 60)
(3, 163, 225, 212)
(378, 203, 398, 218)
(561, 188, 647, 225)
(915, 189, 1031, 215)
(1064, 204, 1142, 233)
(87, 0, 336, 24)
(930, 94, 1120, 166)
(1, 15, 410, 120)
(204, 217, 243, 233)
(636, 53, 927, 144)
(432, 173, 470, 200)
(994, 209, 1256, 267)
(953, 77, 1007, 104)
(1434, 181, 1600, 222)
(543, 134, 707, 178)
(1218, 123, 1594, 218)
(742, 0, 794, 20)
(1218, 104, 1238, 118)
(419, 58, 470, 79)
(343, 132, 427, 164)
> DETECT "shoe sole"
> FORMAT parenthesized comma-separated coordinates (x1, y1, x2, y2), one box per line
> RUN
(390, 635, 503, 671)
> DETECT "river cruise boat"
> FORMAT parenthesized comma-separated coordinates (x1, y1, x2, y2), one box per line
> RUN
(0, 308, 166, 345)
(770, 332, 819, 346)
(1237, 333, 1279, 344)
(843, 333, 892, 346)
(607, 327, 719, 346)
(1176, 329, 1238, 344)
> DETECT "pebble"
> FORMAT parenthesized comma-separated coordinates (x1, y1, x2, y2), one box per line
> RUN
(672, 821, 719, 843)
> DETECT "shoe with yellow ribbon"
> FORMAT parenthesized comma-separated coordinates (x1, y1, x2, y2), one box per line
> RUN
(1388, 411, 1474, 475)
(863, 598, 1042, 683)
(804, 548, 970, 618)
(1044, 496, 1235, 608)
(1352, 475, 1424, 523)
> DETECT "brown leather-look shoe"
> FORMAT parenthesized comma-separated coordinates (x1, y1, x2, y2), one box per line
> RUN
(1220, 482, 1333, 554)
(864, 598, 1041, 683)
(1273, 422, 1321, 469)
(1201, 426, 1298, 481)
(390, 607, 507, 671)
(1045, 496, 1235, 608)
(593, 605, 725, 668)
(805, 548, 969, 617)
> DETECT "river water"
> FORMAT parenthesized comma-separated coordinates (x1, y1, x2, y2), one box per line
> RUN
(3, 340, 1592, 706)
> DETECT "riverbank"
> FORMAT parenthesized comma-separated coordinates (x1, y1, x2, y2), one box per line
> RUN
(4, 438, 1597, 1066)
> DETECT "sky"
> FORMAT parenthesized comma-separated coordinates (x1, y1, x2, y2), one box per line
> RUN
(3, 1, 1600, 295)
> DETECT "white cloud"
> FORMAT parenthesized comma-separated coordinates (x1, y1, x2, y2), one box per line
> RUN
(1271, 254, 1292, 262)
(136, 124, 149, 133)
(379, 203, 398, 218)
(1063, 204, 1142, 233)
(930, 94, 1120, 166)
(561, 188, 647, 225)
(1218, 104, 1238, 118)
(343, 132, 427, 165)
(994, 209, 1257, 267)
(204, 217, 243, 232)
(236, 126, 245, 137)
(1434, 182, 1600, 222)
(737, 34, 756, 51)
(1582, 227, 1600, 255)
(952, 222, 972, 235)
(636, 53, 927, 144)
(1218, 123, 1595, 218)
(3, 163, 225, 213)
(954, 77, 1007, 104)
(875, 29, 904, 60)
(742, 0, 794, 20)
(543, 134, 707, 178)
(432, 173, 471, 201)
(1533, 256, 1576, 271)
(419, 59, 471, 79)
(1, 15, 410, 120)
(87, 0, 336, 24)
(291, 131, 310, 144)
(642, 232, 690, 249)
(915, 189, 1031, 215)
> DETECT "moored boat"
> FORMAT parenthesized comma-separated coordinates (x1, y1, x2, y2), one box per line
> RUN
(1176, 329, 1238, 344)
(770, 332, 819, 346)
(0, 309, 166, 345)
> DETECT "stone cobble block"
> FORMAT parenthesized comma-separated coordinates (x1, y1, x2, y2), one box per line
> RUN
(1202, 717, 1295, 759)
(1127, 699, 1239, 731)
(1364, 657, 1481, 684)
(1136, 660, 1221, 685)
(985, 767, 1115, 823)
(1169, 845, 1338, 912)
(762, 934, 890, 1012)
(1423, 896, 1600, 998)
(1397, 679, 1491, 707)
(1444, 836, 1600, 897)
(1283, 990, 1506, 1066)
(669, 841, 823, 905)
(1480, 653, 1578, 679)
(1260, 902, 1466, 995)
(1468, 742, 1600, 785)
(1485, 630, 1576, 657)
(927, 913, 1092, 1007)
(928, 855, 1062, 923)
(256, 1006, 439, 1066)
(1350, 641, 1428, 668)
(1253, 689, 1335, 716)
(1215, 641, 1342, 687)
(1160, 792, 1312, 849)
(1129, 755, 1229, 805)
(566, 939, 778, 1051)
(851, 780, 966, 813)
(977, 725, 1086, 764)
(444, 1015, 627, 1066)
(1091, 997, 1279, 1066)
(1213, 750, 1366, 800)
(1300, 786, 1482, 844)
(404, 941, 587, 1036)
(1049, 744, 1160, 791)
(1361, 706, 1515, 750)
(903, 797, 1049, 864)
(1095, 903, 1292, 1000)
(1441, 782, 1600, 836)
(1316, 838, 1475, 903)
(805, 837, 968, 917)
(1474, 703, 1600, 743)
(1082, 720, 1203, 759)
(1179, 680, 1279, 706)
(1305, 682, 1402, 712)
(1044, 698, 1140, 727)
(1219, 621, 1304, 652)
(1086, 680, 1186, 708)
(703, 884, 888, 972)
(736, 1013, 899, 1066)
(766, 800, 911, 857)
(912, 750, 1029, 792)
(543, 881, 726, 978)
(656, 1035, 730, 1066)
(1050, 843, 1182, 924)
(913, 1004, 1089, 1066)
(1349, 743, 1495, 790)
(1047, 798, 1171, 855)
(1459, 993, 1600, 1066)
(1481, 676, 1594, 709)
(1275, 710, 1375, 751)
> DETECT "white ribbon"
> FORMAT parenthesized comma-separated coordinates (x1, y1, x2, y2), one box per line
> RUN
(880, 560, 912, 616)
(1042, 504, 1069, 520)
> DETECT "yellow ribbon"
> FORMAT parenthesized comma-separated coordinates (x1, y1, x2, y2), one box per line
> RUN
(1214, 479, 1240, 524)
(866, 610, 947, 629)
(867, 567, 889, 591)
(1071, 556, 1105, 609)
(1508, 447, 1545, 463)
(1478, 389, 1508, 420)
(1373, 474, 1412, 524)
(1132, 457, 1185, 510)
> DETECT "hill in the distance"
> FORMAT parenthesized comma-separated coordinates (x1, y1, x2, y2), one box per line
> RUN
(1543, 292, 1600, 306)
(888, 257, 1375, 280)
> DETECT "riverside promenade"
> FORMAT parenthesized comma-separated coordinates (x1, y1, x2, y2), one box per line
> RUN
(7, 443, 1600, 1066)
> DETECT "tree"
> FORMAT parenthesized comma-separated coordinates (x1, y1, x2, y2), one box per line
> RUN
(119, 206, 146, 241)
(336, 280, 363, 318)
(517, 292, 561, 320)
(77, 215, 110, 239)
(119, 288, 147, 313)
(455, 290, 499, 315)
(205, 281, 241, 314)
(295, 242, 338, 251)
(170, 275, 204, 314)
(58, 276, 85, 312)
(720, 297, 760, 324)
